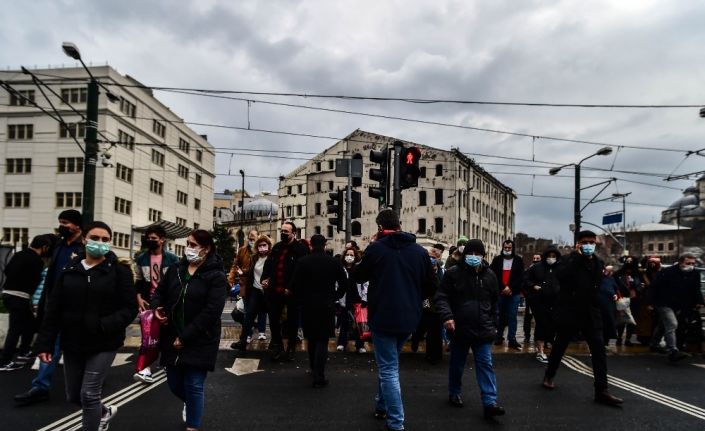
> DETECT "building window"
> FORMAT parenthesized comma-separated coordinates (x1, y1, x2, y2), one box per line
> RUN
(4, 192, 30, 208)
(287, 186, 292, 195)
(117, 129, 135, 151)
(435, 189, 443, 205)
(5, 158, 31, 174)
(195, 174, 202, 186)
(420, 166, 426, 178)
(57, 157, 84, 173)
(153, 120, 166, 138)
(328, 160, 334, 170)
(115, 163, 133, 183)
(194, 198, 201, 210)
(195, 149, 202, 162)
(119, 97, 136, 118)
(668, 242, 674, 251)
(176, 217, 187, 227)
(9, 90, 35, 106)
(149, 178, 163, 195)
(434, 218, 443, 233)
(59, 122, 86, 139)
(351, 221, 362, 236)
(112, 232, 130, 249)
(327, 225, 334, 238)
(314, 183, 321, 192)
(419, 191, 427, 206)
(328, 181, 334, 191)
(174, 244, 185, 256)
(315, 203, 321, 215)
(178, 138, 190, 154)
(315, 162, 321, 172)
(114, 197, 132, 215)
(296, 205, 303, 216)
(151, 149, 165, 167)
(60, 88, 87, 104)
(56, 192, 82, 208)
(2, 227, 28, 245)
(314, 226, 322, 235)
(418, 218, 427, 234)
(286, 206, 292, 217)
(435, 164, 443, 177)
(178, 164, 189, 179)
(8, 124, 33, 140)
(177, 191, 188, 205)
(657, 243, 664, 252)
(297, 184, 303, 194)
(148, 208, 162, 222)
(194, 223, 200, 230)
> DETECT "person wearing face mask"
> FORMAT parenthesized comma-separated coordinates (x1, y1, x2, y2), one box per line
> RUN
(151, 229, 227, 431)
(228, 228, 259, 301)
(598, 266, 621, 348)
(523, 247, 561, 364)
(614, 256, 643, 346)
(336, 248, 368, 353)
(648, 253, 704, 362)
(435, 239, 505, 420)
(261, 221, 310, 362)
(542, 231, 624, 407)
(0, 234, 54, 372)
(35, 221, 137, 431)
(15, 209, 85, 406)
(490, 239, 525, 350)
(133, 225, 179, 384)
(231, 235, 273, 351)
(445, 237, 468, 270)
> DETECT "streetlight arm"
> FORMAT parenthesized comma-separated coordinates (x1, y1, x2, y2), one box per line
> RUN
(581, 221, 625, 250)
(581, 180, 615, 213)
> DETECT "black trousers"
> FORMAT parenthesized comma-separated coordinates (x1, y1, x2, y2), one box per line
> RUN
(545, 318, 608, 392)
(411, 310, 443, 362)
(266, 294, 299, 352)
(1, 295, 35, 364)
(240, 289, 266, 343)
(307, 336, 329, 383)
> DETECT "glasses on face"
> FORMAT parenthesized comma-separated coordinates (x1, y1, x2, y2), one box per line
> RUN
(88, 235, 111, 243)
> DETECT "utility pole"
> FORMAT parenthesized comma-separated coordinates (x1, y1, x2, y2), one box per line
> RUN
(345, 158, 352, 243)
(573, 164, 581, 245)
(239, 170, 245, 247)
(82, 79, 99, 225)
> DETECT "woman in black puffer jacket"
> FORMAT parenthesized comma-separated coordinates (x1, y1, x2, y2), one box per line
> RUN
(152, 230, 227, 431)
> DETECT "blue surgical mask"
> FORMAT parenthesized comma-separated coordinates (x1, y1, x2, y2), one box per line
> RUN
(86, 240, 110, 258)
(465, 255, 482, 267)
(581, 243, 596, 256)
(430, 257, 437, 266)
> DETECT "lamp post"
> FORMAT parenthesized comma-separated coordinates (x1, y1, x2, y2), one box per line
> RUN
(549, 146, 613, 244)
(239, 169, 245, 247)
(61, 42, 118, 225)
(611, 192, 631, 252)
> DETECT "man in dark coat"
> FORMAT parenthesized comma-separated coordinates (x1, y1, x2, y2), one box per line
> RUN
(542, 231, 623, 407)
(353, 209, 438, 431)
(489, 239, 525, 349)
(292, 234, 347, 387)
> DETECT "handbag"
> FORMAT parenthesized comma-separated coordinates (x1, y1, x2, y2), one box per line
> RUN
(353, 303, 372, 341)
(135, 309, 160, 372)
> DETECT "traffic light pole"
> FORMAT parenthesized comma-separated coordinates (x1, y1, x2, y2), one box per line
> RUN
(345, 158, 352, 243)
(82, 79, 99, 225)
(392, 141, 403, 218)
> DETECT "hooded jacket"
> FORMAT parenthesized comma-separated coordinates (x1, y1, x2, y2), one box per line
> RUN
(434, 261, 499, 343)
(489, 241, 525, 295)
(352, 231, 438, 334)
(523, 247, 562, 300)
(151, 253, 228, 371)
(134, 249, 179, 299)
(35, 251, 137, 355)
(649, 264, 704, 311)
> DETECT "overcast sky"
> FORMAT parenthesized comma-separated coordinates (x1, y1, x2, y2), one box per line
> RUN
(3, 0, 705, 242)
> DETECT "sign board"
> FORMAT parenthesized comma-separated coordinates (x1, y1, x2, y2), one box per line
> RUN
(602, 212, 623, 225)
(335, 158, 363, 178)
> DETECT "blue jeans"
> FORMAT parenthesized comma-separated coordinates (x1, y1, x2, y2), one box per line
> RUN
(166, 365, 208, 429)
(448, 340, 498, 407)
(33, 336, 62, 391)
(372, 331, 409, 431)
(497, 294, 521, 342)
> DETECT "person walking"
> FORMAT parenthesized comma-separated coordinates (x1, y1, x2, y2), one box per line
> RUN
(0, 234, 54, 371)
(410, 246, 444, 364)
(614, 257, 643, 346)
(490, 239, 525, 350)
(598, 266, 620, 347)
(542, 231, 623, 407)
(133, 225, 179, 384)
(523, 247, 561, 364)
(291, 234, 347, 387)
(34, 221, 137, 431)
(336, 248, 368, 353)
(353, 209, 438, 431)
(435, 239, 505, 420)
(152, 229, 227, 431)
(15, 209, 84, 405)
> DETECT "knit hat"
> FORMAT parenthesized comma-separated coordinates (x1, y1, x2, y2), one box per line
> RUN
(463, 239, 485, 256)
(58, 209, 83, 228)
(456, 235, 469, 246)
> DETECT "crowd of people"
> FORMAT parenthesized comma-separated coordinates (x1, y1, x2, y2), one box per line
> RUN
(1, 208, 704, 431)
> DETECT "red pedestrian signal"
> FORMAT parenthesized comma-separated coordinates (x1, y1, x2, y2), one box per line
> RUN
(399, 147, 421, 189)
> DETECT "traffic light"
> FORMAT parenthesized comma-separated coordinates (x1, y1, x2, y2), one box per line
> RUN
(351, 190, 362, 219)
(399, 147, 422, 189)
(326, 188, 344, 232)
(369, 148, 388, 203)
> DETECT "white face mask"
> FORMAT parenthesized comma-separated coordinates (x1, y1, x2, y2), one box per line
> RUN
(344, 255, 355, 264)
(458, 246, 465, 254)
(185, 247, 204, 264)
(681, 264, 695, 272)
(546, 257, 557, 266)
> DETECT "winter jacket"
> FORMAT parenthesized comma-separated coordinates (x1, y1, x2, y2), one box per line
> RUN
(490, 253, 525, 295)
(261, 239, 310, 297)
(134, 250, 179, 299)
(2, 248, 44, 298)
(151, 254, 228, 371)
(555, 251, 605, 327)
(434, 262, 499, 344)
(37, 236, 84, 323)
(35, 251, 137, 355)
(649, 265, 704, 311)
(352, 231, 438, 334)
(523, 248, 562, 302)
(227, 244, 256, 296)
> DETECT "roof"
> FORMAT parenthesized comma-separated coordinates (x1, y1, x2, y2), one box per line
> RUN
(630, 223, 692, 232)
(134, 220, 193, 239)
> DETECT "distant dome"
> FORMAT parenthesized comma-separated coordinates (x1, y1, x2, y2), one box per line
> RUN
(666, 194, 699, 211)
(243, 199, 278, 217)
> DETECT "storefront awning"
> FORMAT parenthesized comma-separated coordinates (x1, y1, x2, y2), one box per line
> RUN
(134, 220, 193, 240)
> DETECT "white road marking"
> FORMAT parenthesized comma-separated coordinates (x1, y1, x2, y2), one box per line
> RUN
(225, 358, 263, 376)
(111, 353, 133, 367)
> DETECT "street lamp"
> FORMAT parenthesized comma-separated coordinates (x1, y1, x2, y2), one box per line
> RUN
(61, 42, 118, 225)
(239, 169, 245, 247)
(611, 192, 631, 252)
(549, 146, 613, 244)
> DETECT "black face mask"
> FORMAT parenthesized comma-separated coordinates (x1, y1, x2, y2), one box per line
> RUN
(280, 233, 290, 243)
(58, 225, 72, 239)
(145, 240, 160, 251)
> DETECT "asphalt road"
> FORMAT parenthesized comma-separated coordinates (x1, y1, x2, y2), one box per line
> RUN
(2, 348, 704, 431)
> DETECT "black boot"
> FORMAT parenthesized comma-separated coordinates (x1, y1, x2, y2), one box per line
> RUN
(14, 387, 50, 405)
(483, 404, 506, 419)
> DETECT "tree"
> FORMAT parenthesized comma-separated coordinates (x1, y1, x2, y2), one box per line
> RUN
(211, 224, 235, 272)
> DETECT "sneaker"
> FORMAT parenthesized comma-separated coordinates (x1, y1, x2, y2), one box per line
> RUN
(15, 352, 35, 363)
(133, 372, 154, 384)
(0, 361, 24, 372)
(357, 348, 367, 353)
(182, 403, 187, 423)
(247, 336, 252, 343)
(99, 405, 117, 430)
(536, 352, 548, 364)
(336, 345, 344, 352)
(258, 333, 267, 341)
(508, 340, 522, 350)
(669, 350, 691, 362)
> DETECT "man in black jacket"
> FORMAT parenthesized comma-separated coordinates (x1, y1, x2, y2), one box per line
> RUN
(262, 221, 310, 361)
(542, 231, 623, 407)
(292, 234, 347, 387)
(489, 239, 525, 349)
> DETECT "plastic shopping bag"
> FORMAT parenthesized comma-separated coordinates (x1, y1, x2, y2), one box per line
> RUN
(353, 303, 372, 341)
(135, 309, 160, 372)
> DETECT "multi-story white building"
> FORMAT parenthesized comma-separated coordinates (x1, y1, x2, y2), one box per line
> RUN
(0, 66, 214, 257)
(278, 129, 516, 258)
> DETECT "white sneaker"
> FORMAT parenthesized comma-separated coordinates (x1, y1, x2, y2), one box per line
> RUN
(357, 348, 367, 354)
(336, 345, 344, 352)
(258, 333, 267, 341)
(182, 403, 187, 423)
(99, 405, 117, 430)
(536, 352, 549, 364)
(133, 371, 154, 384)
